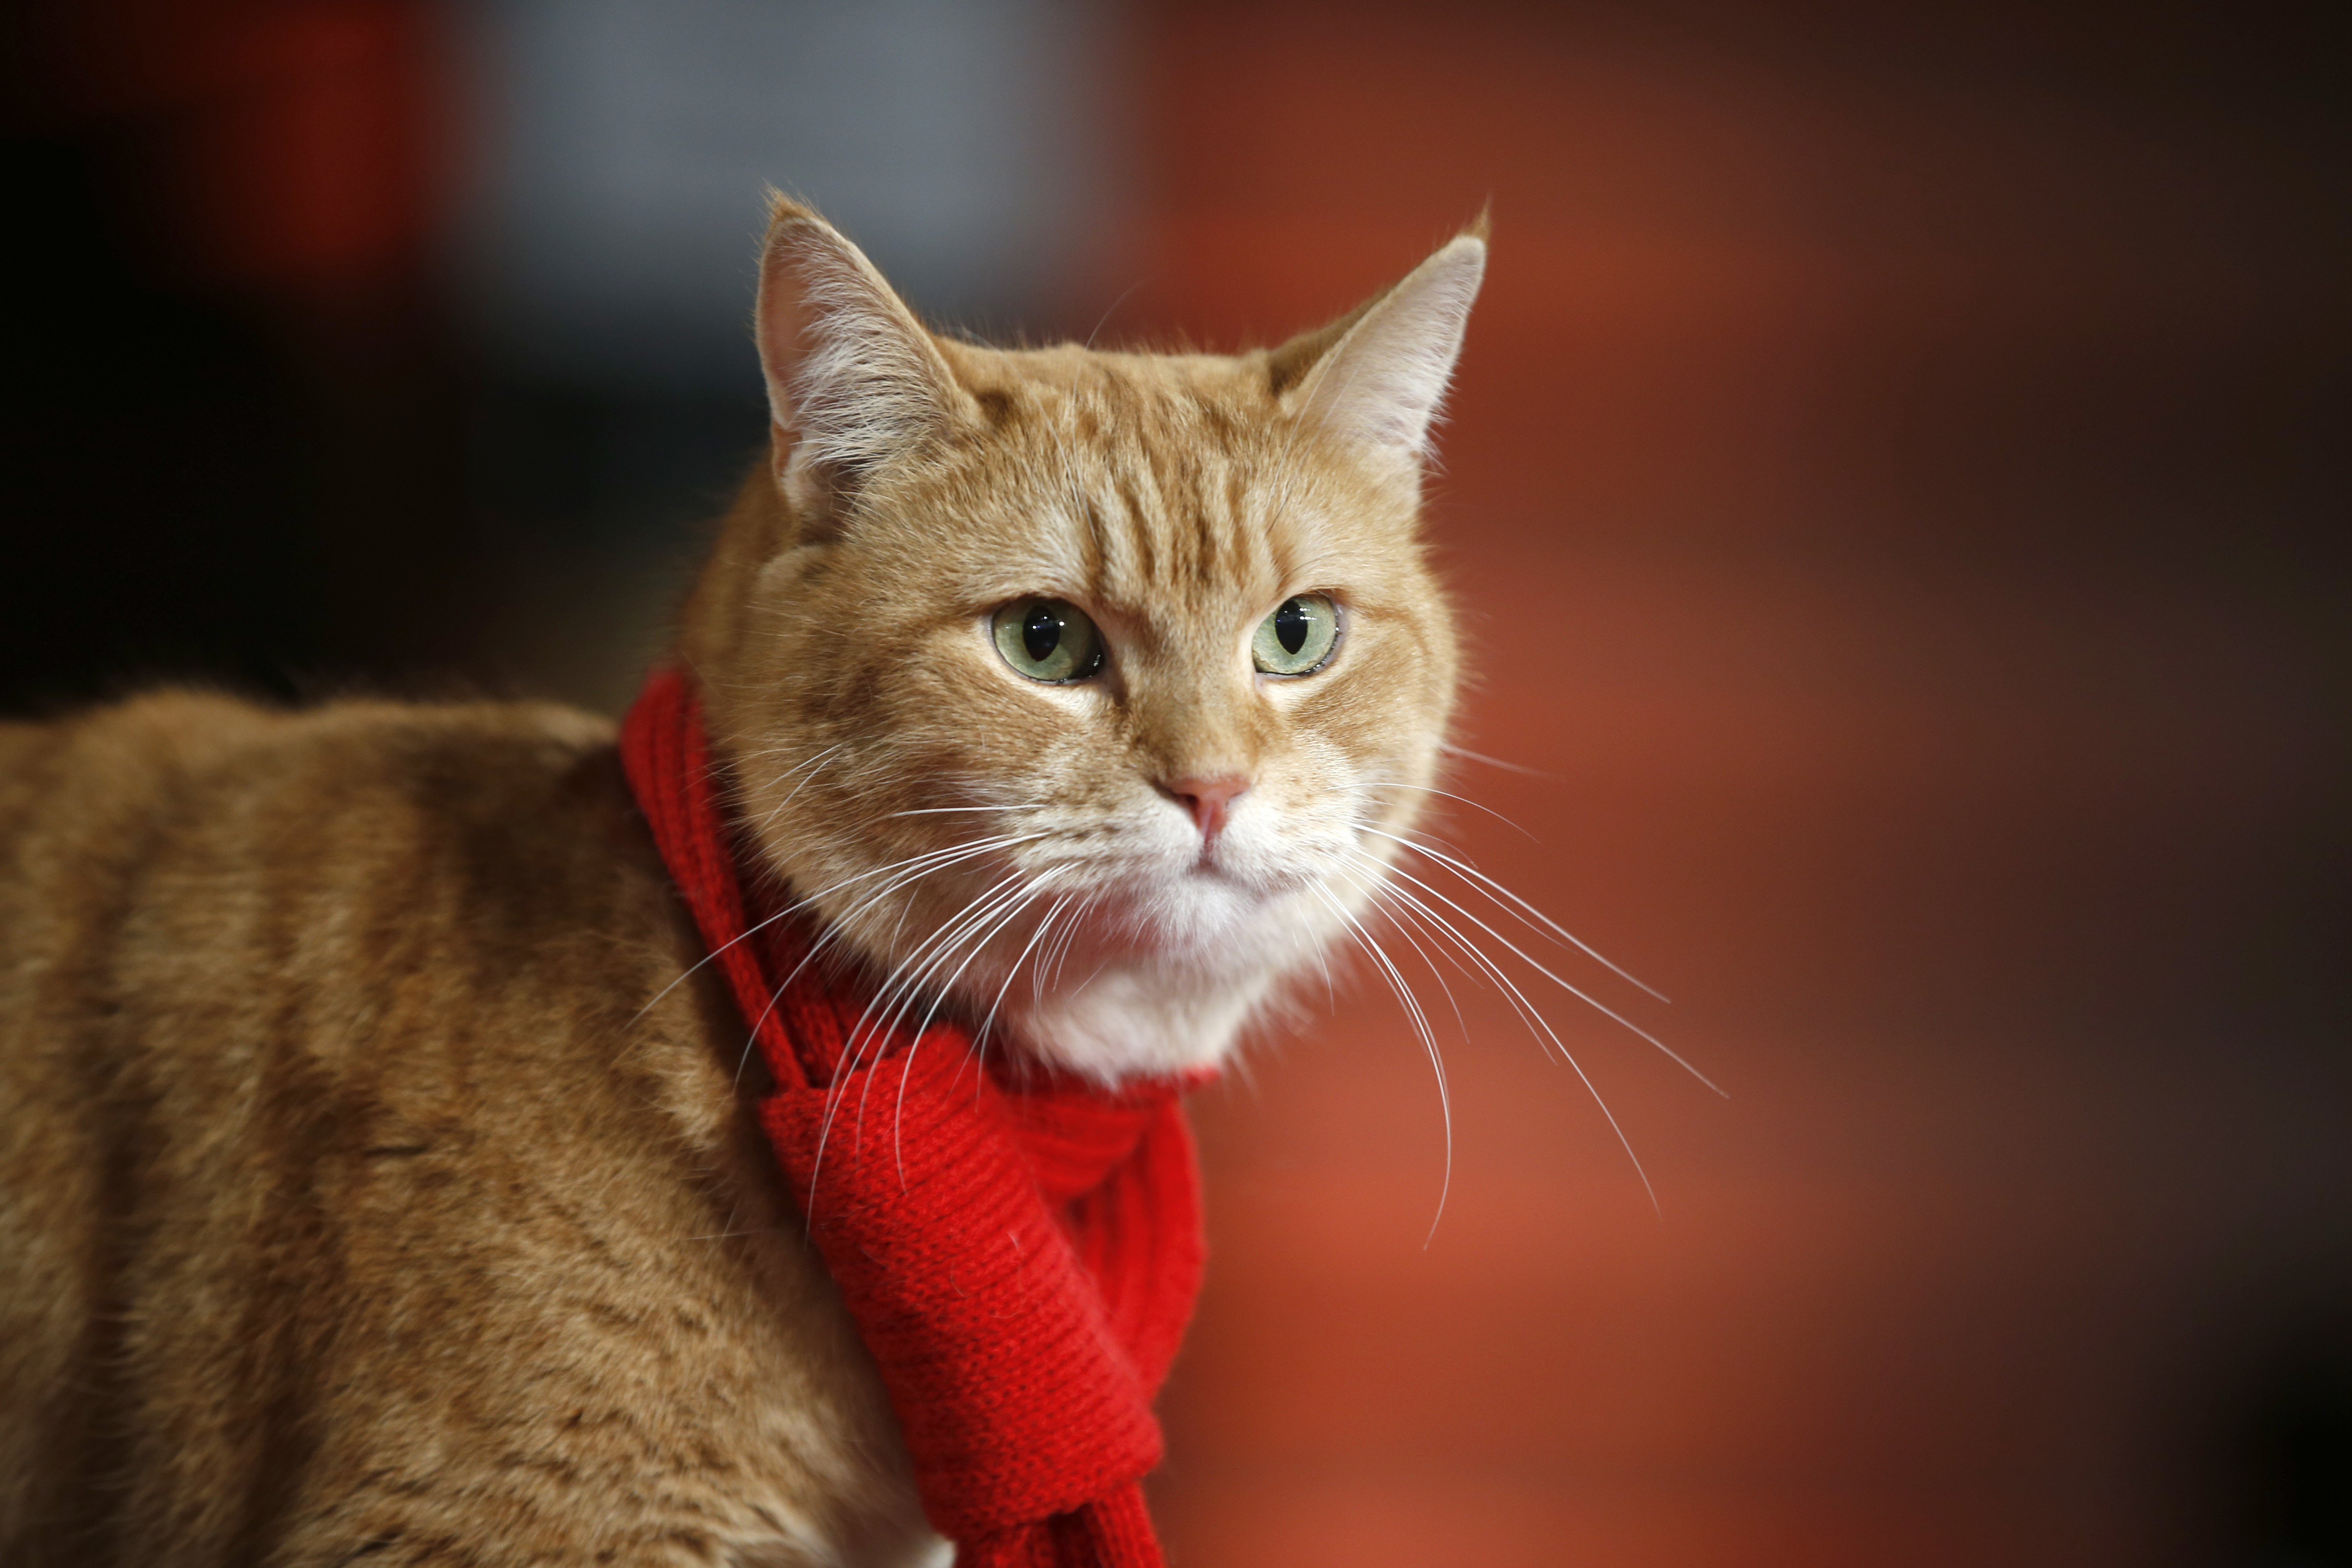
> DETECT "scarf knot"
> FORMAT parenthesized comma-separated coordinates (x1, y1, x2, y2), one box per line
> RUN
(620, 666, 1204, 1567)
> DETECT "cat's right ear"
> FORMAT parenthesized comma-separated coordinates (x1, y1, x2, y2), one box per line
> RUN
(755, 195, 967, 538)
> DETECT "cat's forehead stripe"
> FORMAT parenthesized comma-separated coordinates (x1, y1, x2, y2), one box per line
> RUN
(952, 347, 1373, 622)
(1093, 441, 1271, 608)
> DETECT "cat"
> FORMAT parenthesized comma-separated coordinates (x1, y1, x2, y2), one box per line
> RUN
(0, 195, 1484, 1566)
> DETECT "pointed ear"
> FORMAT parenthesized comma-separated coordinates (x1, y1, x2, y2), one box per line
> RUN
(755, 194, 968, 532)
(1272, 225, 1487, 466)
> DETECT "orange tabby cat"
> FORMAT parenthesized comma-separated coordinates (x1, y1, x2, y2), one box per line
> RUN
(0, 196, 1484, 1566)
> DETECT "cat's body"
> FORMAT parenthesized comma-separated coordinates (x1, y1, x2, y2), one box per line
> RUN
(0, 692, 939, 1565)
(0, 200, 1484, 1564)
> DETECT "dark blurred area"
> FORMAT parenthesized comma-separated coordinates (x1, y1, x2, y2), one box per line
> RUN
(2, 0, 463, 709)
(1, 0, 1120, 711)
(2, 2, 2346, 1563)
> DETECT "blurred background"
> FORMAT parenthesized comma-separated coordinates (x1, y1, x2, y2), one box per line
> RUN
(3, 1, 2345, 1563)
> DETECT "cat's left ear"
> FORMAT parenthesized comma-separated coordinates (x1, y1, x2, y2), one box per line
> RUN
(1271, 218, 1488, 469)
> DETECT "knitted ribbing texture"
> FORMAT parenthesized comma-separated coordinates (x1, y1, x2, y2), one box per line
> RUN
(619, 665, 1205, 1565)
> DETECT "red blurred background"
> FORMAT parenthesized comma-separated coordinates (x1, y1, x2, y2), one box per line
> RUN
(4, 3, 2345, 1564)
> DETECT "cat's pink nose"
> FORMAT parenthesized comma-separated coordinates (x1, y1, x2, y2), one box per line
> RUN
(1164, 774, 1250, 845)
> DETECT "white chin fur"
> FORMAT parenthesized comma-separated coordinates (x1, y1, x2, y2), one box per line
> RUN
(1009, 965, 1275, 1084)
(795, 796, 1382, 1086)
(991, 876, 1357, 1085)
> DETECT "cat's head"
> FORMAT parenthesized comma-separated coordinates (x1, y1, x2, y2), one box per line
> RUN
(681, 196, 1483, 1083)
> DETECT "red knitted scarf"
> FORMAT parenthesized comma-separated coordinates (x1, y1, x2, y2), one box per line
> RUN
(619, 666, 1205, 1568)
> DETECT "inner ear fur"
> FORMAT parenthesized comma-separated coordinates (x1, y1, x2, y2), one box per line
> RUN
(1266, 215, 1490, 461)
(755, 194, 976, 537)
(1264, 300, 1377, 400)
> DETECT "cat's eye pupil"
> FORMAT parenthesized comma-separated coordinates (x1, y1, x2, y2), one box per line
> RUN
(1250, 590, 1338, 676)
(1022, 605, 1061, 662)
(1274, 598, 1309, 655)
(992, 597, 1102, 682)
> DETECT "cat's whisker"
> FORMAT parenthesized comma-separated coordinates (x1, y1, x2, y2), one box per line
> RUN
(1347, 846, 1549, 1016)
(632, 900, 804, 1025)
(813, 833, 1042, 931)
(1328, 860, 1474, 1043)
(723, 832, 1049, 1094)
(1039, 889, 1097, 1000)
(1364, 876, 1557, 1060)
(868, 877, 1035, 1063)
(881, 802, 1047, 818)
(1364, 779, 1539, 841)
(1349, 850, 1584, 1066)
(1309, 882, 1455, 1245)
(853, 870, 1038, 1060)
(1352, 836, 1721, 1098)
(1308, 922, 1338, 1010)
(829, 873, 1024, 1094)
(1345, 862, 1649, 1206)
(804, 884, 997, 1213)
(1015, 897, 1071, 1017)
(817, 867, 1041, 1167)
(1369, 816, 1641, 981)
(784, 833, 1049, 971)
(1083, 277, 1149, 350)
(1056, 891, 1102, 989)
(725, 833, 1049, 1088)
(746, 740, 843, 807)
(1057, 899, 1094, 989)
(751, 745, 843, 832)
(1361, 823, 1676, 1007)
(719, 831, 1049, 1008)
(827, 870, 1041, 1170)
(1342, 849, 1665, 1216)
(975, 891, 1074, 1063)
(1357, 887, 1616, 1194)
(888, 882, 1050, 1183)
(1439, 743, 1561, 780)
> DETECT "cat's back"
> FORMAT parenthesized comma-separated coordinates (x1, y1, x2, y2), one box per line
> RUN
(0, 693, 927, 1568)
(0, 690, 637, 1102)
(2, 689, 621, 927)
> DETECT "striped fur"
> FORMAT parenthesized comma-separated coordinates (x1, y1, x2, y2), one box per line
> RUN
(0, 199, 1482, 1564)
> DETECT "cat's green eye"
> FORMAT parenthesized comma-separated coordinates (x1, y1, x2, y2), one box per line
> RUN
(1251, 593, 1341, 676)
(991, 598, 1105, 683)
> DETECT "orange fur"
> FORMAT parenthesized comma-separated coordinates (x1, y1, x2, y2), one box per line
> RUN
(0, 198, 1483, 1565)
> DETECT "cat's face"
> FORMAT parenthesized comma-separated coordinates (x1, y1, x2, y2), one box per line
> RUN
(691, 202, 1482, 1083)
